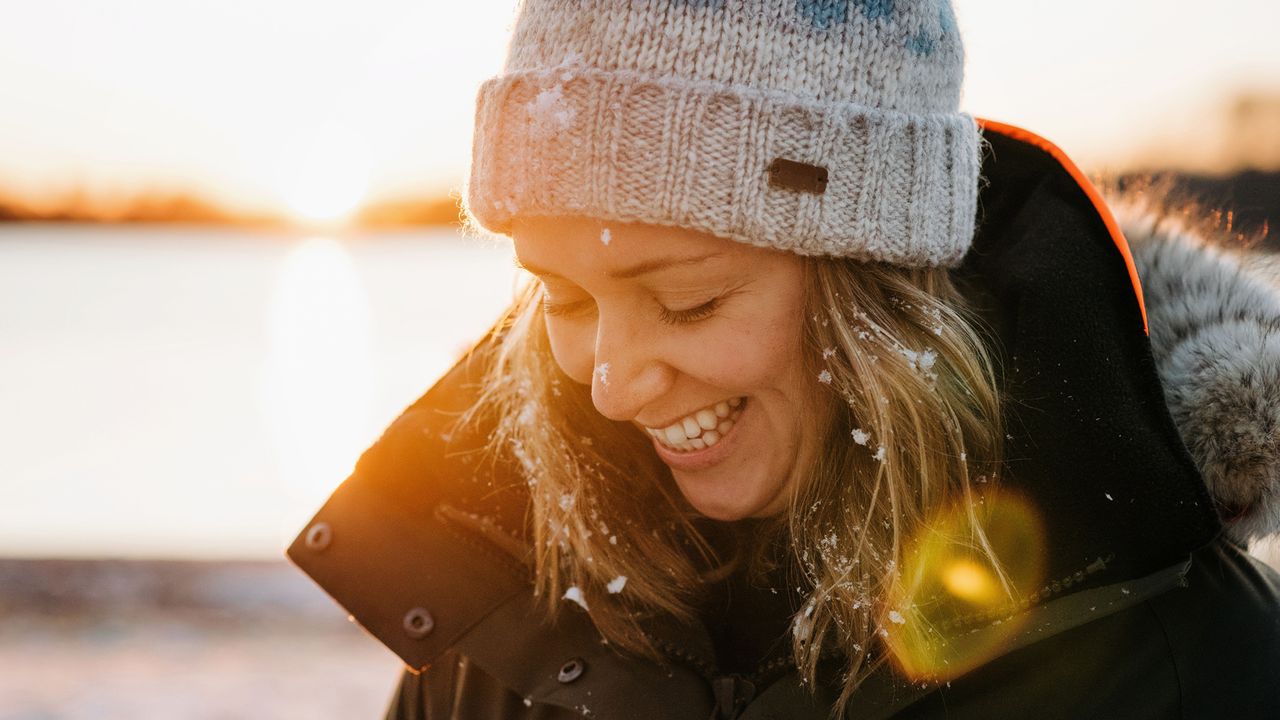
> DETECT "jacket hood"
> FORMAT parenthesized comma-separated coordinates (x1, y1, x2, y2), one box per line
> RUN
(1113, 200, 1280, 544)
(285, 121, 1278, 702)
(950, 121, 1216, 601)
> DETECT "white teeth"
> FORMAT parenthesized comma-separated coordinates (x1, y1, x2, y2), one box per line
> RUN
(682, 417, 701, 439)
(665, 425, 687, 444)
(646, 397, 745, 452)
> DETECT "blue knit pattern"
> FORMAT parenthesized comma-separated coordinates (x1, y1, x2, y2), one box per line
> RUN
(906, 30, 935, 56)
(857, 0, 896, 20)
(796, 0, 895, 29)
(938, 3, 957, 35)
(906, 4, 956, 56)
(796, 0, 847, 28)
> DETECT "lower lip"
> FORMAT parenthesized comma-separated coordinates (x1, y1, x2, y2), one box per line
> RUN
(650, 399, 748, 472)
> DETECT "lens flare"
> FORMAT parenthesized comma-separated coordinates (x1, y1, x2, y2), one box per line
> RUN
(881, 491, 1047, 682)
(941, 558, 1000, 604)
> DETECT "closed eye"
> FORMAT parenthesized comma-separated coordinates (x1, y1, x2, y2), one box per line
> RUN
(541, 295, 594, 319)
(658, 296, 721, 325)
(541, 292, 727, 325)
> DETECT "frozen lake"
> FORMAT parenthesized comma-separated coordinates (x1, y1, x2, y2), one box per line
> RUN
(0, 224, 520, 560)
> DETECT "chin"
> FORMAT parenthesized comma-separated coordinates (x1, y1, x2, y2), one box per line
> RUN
(673, 472, 777, 520)
(690, 500, 755, 521)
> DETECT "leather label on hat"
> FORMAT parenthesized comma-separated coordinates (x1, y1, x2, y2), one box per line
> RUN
(767, 158, 828, 195)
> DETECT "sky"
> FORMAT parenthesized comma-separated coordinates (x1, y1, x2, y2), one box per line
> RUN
(2, 0, 1279, 219)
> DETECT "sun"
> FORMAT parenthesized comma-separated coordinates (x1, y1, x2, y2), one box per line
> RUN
(271, 123, 373, 226)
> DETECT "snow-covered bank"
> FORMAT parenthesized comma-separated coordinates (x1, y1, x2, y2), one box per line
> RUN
(0, 558, 400, 719)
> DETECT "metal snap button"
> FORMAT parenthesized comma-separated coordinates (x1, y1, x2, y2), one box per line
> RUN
(304, 522, 332, 551)
(402, 607, 434, 639)
(557, 657, 585, 683)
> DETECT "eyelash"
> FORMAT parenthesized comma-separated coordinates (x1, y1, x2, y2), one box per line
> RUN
(657, 296, 721, 325)
(540, 296, 591, 319)
(540, 294, 722, 325)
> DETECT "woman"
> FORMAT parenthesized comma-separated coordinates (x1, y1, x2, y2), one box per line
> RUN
(289, 1, 1280, 717)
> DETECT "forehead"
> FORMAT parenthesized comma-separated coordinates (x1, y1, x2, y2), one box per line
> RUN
(511, 216, 747, 278)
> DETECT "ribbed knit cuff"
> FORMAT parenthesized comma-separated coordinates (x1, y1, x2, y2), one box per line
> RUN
(467, 68, 980, 267)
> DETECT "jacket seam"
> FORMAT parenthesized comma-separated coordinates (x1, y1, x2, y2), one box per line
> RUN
(433, 504, 533, 581)
(1142, 598, 1186, 720)
(639, 630, 720, 682)
(938, 554, 1115, 634)
(449, 653, 466, 719)
(747, 652, 796, 688)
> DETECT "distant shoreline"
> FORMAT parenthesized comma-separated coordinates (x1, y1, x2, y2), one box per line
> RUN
(1, 172, 1274, 242)
(0, 193, 466, 229)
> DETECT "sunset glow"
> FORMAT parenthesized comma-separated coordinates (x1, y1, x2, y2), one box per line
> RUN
(2, 0, 1279, 221)
(260, 237, 378, 540)
(271, 125, 373, 226)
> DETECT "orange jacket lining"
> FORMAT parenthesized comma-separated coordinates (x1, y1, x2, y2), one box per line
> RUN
(975, 118, 1150, 336)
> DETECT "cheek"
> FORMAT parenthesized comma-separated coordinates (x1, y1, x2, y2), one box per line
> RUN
(545, 320, 596, 384)
(757, 280, 809, 375)
(709, 294, 807, 384)
(675, 317, 801, 389)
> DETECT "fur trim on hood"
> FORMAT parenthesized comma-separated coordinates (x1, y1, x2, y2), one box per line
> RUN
(1112, 198, 1280, 544)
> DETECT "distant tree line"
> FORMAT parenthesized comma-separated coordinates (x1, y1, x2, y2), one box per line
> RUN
(0, 188, 269, 225)
(0, 174, 1273, 244)
(0, 187, 466, 228)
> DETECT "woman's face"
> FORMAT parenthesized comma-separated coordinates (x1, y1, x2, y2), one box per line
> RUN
(511, 216, 829, 520)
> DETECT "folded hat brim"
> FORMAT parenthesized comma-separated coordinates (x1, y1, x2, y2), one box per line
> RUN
(467, 67, 980, 266)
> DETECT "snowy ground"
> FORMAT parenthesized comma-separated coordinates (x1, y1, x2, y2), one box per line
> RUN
(0, 615, 400, 720)
(0, 560, 401, 720)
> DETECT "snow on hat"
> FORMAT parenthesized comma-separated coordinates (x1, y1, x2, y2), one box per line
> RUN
(466, 0, 981, 267)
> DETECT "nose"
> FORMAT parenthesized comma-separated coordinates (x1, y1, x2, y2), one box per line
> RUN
(589, 307, 673, 423)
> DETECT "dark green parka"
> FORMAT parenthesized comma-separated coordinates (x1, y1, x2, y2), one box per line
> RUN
(289, 123, 1280, 718)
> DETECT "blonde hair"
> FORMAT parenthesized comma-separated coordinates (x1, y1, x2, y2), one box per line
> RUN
(456, 254, 1007, 714)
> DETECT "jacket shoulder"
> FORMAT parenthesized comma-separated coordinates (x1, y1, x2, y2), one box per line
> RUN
(1147, 539, 1280, 717)
(286, 333, 536, 673)
(891, 539, 1280, 719)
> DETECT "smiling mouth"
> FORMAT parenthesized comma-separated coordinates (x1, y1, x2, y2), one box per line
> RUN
(642, 397, 746, 452)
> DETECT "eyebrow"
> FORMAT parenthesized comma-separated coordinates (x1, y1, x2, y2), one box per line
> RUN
(513, 252, 724, 280)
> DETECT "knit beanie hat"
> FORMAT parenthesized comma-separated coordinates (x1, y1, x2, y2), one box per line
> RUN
(466, 0, 980, 267)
